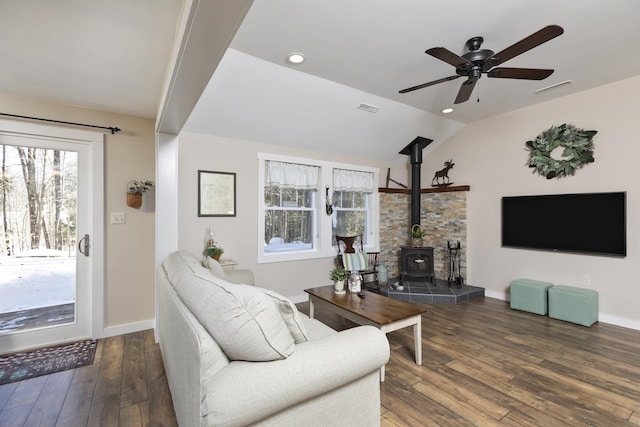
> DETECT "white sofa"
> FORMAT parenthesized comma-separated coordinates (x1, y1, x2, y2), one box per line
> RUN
(157, 250, 390, 426)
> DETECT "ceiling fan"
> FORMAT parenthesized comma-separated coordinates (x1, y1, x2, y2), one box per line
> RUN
(399, 25, 564, 104)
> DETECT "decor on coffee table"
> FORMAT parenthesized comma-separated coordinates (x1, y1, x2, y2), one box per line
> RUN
(329, 266, 348, 294)
(347, 272, 362, 293)
(526, 123, 597, 179)
(0, 339, 97, 385)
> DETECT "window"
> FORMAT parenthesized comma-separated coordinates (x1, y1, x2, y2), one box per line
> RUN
(332, 191, 369, 242)
(331, 168, 376, 246)
(263, 160, 318, 254)
(258, 153, 378, 263)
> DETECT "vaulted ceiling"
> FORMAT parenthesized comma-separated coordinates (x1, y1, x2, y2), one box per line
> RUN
(2, 1, 640, 160)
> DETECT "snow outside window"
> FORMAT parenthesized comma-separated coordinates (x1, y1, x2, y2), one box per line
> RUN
(257, 153, 379, 263)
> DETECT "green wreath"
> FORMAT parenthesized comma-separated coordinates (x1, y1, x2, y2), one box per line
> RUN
(526, 124, 597, 179)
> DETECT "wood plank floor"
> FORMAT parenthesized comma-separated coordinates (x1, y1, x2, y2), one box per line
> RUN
(0, 329, 177, 427)
(298, 297, 640, 427)
(1, 297, 640, 426)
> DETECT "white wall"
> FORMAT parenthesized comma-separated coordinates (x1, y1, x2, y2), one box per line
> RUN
(177, 131, 405, 302)
(423, 75, 640, 329)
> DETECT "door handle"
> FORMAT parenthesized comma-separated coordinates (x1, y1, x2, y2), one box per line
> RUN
(78, 234, 90, 257)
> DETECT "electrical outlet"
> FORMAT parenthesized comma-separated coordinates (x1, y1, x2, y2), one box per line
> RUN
(582, 275, 591, 287)
(111, 212, 126, 224)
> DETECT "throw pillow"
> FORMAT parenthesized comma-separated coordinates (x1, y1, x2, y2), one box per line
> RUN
(203, 256, 230, 281)
(342, 252, 368, 272)
(175, 276, 295, 361)
(255, 288, 310, 343)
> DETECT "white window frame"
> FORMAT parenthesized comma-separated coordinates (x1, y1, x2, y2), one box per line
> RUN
(332, 190, 374, 247)
(258, 153, 379, 263)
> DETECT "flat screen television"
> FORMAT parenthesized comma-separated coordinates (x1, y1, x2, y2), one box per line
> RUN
(501, 192, 626, 257)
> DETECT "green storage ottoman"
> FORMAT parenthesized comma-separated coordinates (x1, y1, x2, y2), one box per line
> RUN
(548, 285, 599, 327)
(509, 278, 554, 315)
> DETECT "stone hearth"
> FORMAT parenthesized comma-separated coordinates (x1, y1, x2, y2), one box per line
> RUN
(377, 278, 484, 304)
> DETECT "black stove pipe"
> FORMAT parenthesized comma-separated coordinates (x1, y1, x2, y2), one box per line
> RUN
(400, 136, 433, 226)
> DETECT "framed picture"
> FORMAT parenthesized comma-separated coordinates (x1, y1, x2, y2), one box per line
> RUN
(198, 170, 236, 217)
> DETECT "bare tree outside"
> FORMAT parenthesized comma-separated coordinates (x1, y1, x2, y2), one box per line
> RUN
(1, 145, 12, 256)
(4, 145, 76, 253)
(0, 143, 78, 333)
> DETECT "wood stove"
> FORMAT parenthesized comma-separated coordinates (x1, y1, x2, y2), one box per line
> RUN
(401, 246, 435, 284)
(399, 136, 436, 285)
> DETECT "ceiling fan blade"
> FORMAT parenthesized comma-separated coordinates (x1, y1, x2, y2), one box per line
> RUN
(488, 67, 554, 80)
(454, 78, 477, 104)
(399, 75, 460, 93)
(484, 25, 564, 70)
(426, 47, 472, 69)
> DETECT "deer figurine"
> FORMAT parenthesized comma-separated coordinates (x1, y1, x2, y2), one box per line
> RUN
(432, 160, 454, 186)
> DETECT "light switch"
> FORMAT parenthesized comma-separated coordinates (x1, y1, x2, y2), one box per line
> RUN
(111, 212, 126, 224)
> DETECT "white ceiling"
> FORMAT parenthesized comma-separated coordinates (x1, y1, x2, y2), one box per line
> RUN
(0, 0, 182, 118)
(2, 1, 640, 161)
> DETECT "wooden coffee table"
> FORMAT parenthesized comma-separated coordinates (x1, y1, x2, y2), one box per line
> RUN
(305, 285, 426, 381)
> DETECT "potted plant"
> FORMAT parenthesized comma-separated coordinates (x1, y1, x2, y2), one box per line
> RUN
(411, 224, 425, 247)
(330, 266, 348, 294)
(127, 180, 154, 208)
(207, 245, 224, 261)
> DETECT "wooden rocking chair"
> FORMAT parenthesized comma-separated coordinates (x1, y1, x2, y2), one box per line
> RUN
(336, 234, 380, 290)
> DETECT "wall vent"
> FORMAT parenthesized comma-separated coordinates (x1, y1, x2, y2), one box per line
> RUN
(357, 103, 379, 113)
(535, 80, 573, 94)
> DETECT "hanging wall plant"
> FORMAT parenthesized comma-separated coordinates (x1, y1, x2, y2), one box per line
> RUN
(525, 123, 597, 179)
(127, 180, 154, 208)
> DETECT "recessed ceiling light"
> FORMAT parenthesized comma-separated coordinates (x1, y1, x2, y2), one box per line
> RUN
(441, 107, 454, 114)
(286, 53, 305, 64)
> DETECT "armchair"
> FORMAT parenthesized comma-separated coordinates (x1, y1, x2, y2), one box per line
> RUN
(336, 234, 380, 290)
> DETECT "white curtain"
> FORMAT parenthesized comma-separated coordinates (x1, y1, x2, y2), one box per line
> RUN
(265, 160, 319, 189)
(333, 168, 375, 192)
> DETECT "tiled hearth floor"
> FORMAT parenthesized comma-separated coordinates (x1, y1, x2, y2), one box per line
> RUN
(375, 278, 485, 304)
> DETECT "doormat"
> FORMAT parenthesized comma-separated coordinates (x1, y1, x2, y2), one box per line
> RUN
(0, 339, 97, 385)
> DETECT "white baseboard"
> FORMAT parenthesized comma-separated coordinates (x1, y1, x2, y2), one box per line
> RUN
(100, 319, 155, 338)
(598, 314, 640, 331)
(285, 289, 640, 332)
(482, 289, 640, 331)
(485, 290, 508, 301)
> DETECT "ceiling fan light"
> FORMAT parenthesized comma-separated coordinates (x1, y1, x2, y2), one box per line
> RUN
(286, 53, 305, 64)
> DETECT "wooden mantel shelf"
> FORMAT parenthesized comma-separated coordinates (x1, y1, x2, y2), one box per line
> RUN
(379, 185, 470, 194)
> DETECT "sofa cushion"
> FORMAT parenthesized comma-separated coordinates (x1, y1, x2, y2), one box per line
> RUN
(163, 250, 210, 287)
(202, 256, 230, 281)
(175, 275, 295, 361)
(255, 288, 310, 343)
(300, 314, 336, 339)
